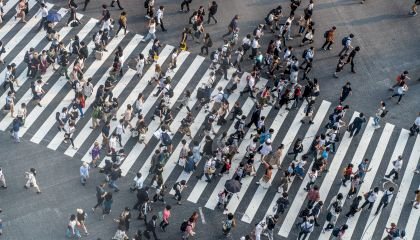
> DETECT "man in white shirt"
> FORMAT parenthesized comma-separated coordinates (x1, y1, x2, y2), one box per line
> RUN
(359, 187, 379, 211)
(156, 6, 166, 32)
(115, 119, 125, 147)
(385, 155, 403, 181)
(240, 74, 256, 98)
(375, 187, 394, 215)
(35, 3, 49, 31)
(211, 86, 224, 112)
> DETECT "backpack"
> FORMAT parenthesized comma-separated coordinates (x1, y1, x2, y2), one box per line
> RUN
(364, 190, 373, 200)
(341, 36, 349, 46)
(180, 221, 190, 232)
(302, 49, 308, 58)
(207, 38, 213, 47)
(173, 182, 179, 191)
(324, 30, 329, 38)
(332, 227, 341, 237)
(166, 88, 174, 98)
(392, 229, 400, 238)
(210, 51, 217, 61)
(72, 80, 79, 90)
(234, 120, 241, 129)
(24, 51, 31, 63)
(380, 110, 388, 118)
(161, 132, 172, 145)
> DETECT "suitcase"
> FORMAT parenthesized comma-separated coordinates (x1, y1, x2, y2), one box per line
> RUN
(95, 50, 103, 60)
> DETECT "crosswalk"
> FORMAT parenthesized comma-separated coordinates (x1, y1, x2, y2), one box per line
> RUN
(0, 3, 419, 239)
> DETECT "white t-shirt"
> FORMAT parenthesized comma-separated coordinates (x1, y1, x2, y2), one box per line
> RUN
(149, 23, 156, 34)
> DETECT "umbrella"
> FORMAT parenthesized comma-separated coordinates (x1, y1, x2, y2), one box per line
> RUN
(224, 179, 241, 194)
(46, 10, 62, 22)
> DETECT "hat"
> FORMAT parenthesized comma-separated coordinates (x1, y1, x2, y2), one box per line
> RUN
(265, 139, 272, 144)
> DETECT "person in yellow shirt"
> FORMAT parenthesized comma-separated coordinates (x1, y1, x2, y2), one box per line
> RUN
(116, 11, 127, 36)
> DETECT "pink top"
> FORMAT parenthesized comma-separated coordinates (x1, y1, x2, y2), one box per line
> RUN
(163, 209, 171, 223)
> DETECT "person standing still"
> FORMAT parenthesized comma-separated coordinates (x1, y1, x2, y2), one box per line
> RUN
(208, 1, 218, 24)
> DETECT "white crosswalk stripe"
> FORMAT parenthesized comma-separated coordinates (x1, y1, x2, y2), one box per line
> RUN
(1, 8, 420, 239)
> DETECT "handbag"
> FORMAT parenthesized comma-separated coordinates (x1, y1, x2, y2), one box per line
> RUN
(131, 130, 139, 138)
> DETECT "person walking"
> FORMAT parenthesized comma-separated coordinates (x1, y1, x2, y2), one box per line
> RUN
(373, 101, 387, 129)
(345, 46, 360, 73)
(102, 192, 113, 219)
(409, 112, 420, 136)
(24, 168, 41, 194)
(298, 218, 314, 240)
(173, 180, 187, 205)
(200, 33, 212, 55)
(156, 6, 167, 32)
(144, 215, 159, 240)
(80, 162, 90, 186)
(10, 118, 20, 143)
(92, 182, 107, 212)
(222, 15, 239, 38)
(262, 214, 278, 240)
(374, 187, 394, 215)
(76, 208, 89, 236)
(0, 167, 6, 189)
(348, 112, 366, 137)
(358, 187, 379, 211)
(338, 33, 354, 57)
(345, 196, 362, 217)
(357, 158, 371, 183)
(384, 155, 403, 181)
(66, 214, 82, 238)
(207, 1, 218, 24)
(115, 11, 127, 37)
(35, 3, 48, 30)
(322, 26, 336, 50)
(339, 82, 352, 104)
(331, 224, 348, 240)
(159, 205, 171, 232)
(110, 0, 124, 10)
(222, 213, 236, 237)
(389, 81, 408, 104)
(411, 189, 420, 209)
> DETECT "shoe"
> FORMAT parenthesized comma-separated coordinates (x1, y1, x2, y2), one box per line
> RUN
(309, 121, 314, 124)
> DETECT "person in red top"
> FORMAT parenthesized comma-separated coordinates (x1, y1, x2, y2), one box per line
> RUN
(341, 163, 354, 187)
(307, 185, 320, 208)
(389, 70, 410, 90)
(159, 205, 171, 232)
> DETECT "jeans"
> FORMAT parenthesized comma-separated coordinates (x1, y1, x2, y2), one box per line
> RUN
(175, 189, 182, 201)
(201, 45, 209, 55)
(373, 116, 380, 126)
(181, 0, 190, 11)
(360, 200, 374, 210)
(80, 175, 87, 185)
(160, 220, 169, 230)
(78, 106, 84, 118)
(116, 24, 127, 35)
(391, 93, 403, 103)
(59, 65, 69, 79)
(39, 16, 47, 30)
(198, 172, 211, 182)
(338, 46, 350, 56)
(375, 200, 388, 214)
(322, 40, 333, 50)
(108, 179, 119, 191)
(207, 13, 217, 24)
(298, 231, 308, 240)
(385, 169, 398, 180)
(143, 32, 156, 42)
(12, 130, 20, 143)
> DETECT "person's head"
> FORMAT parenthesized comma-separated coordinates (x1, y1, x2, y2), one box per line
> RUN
(165, 205, 172, 211)
(102, 4, 107, 9)
(70, 214, 76, 221)
(227, 213, 234, 220)
(389, 187, 394, 192)
(121, 11, 126, 16)
(337, 193, 343, 200)
(374, 187, 379, 192)
(152, 215, 158, 221)
(342, 224, 348, 230)
(349, 33, 354, 38)
(180, 180, 186, 185)
(355, 46, 361, 51)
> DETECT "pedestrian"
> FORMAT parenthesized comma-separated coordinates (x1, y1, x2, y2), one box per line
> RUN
(102, 192, 113, 219)
(64, 121, 77, 149)
(207, 1, 218, 24)
(66, 214, 82, 238)
(24, 168, 41, 194)
(306, 185, 320, 208)
(323, 206, 341, 232)
(411, 189, 420, 209)
(92, 182, 107, 212)
(115, 11, 127, 37)
(173, 180, 187, 205)
(410, 0, 420, 16)
(389, 81, 408, 104)
(348, 112, 366, 137)
(356, 158, 371, 183)
(254, 221, 266, 240)
(159, 205, 171, 232)
(108, 166, 122, 192)
(288, 138, 303, 160)
(339, 82, 352, 104)
(129, 172, 143, 192)
(341, 163, 354, 187)
(333, 56, 346, 78)
(358, 187, 379, 211)
(275, 192, 290, 215)
(304, 168, 318, 191)
(144, 215, 159, 240)
(0, 167, 6, 189)
(180, 0, 191, 12)
(345, 196, 362, 217)
(67, 4, 82, 26)
(374, 187, 394, 215)
(76, 208, 88, 236)
(383, 223, 399, 240)
(310, 201, 323, 226)
(331, 224, 348, 240)
(156, 6, 167, 32)
(262, 214, 278, 240)
(301, 100, 315, 124)
(345, 46, 360, 73)
(80, 162, 90, 186)
(142, 19, 157, 43)
(223, 15, 239, 39)
(15, 0, 27, 23)
(256, 161, 273, 189)
(10, 118, 20, 143)
(384, 155, 403, 181)
(181, 216, 196, 239)
(110, 0, 123, 10)
(322, 26, 336, 50)
(347, 174, 360, 198)
(222, 213, 236, 237)
(35, 3, 48, 30)
(338, 33, 354, 57)
(298, 218, 314, 240)
(409, 112, 420, 136)
(372, 101, 387, 129)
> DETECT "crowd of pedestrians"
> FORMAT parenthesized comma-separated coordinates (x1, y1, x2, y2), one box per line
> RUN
(0, 0, 419, 239)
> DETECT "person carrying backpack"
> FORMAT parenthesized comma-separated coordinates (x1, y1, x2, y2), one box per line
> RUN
(338, 33, 354, 57)
(298, 218, 314, 240)
(374, 187, 394, 215)
(373, 101, 387, 129)
(322, 26, 336, 50)
(160, 126, 173, 153)
(173, 180, 187, 205)
(181, 216, 195, 239)
(222, 213, 236, 236)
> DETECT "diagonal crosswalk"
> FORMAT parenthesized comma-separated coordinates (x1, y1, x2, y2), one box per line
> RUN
(1, 5, 419, 239)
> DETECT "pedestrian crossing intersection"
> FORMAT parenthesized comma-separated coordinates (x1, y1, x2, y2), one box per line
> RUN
(0, 3, 419, 239)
